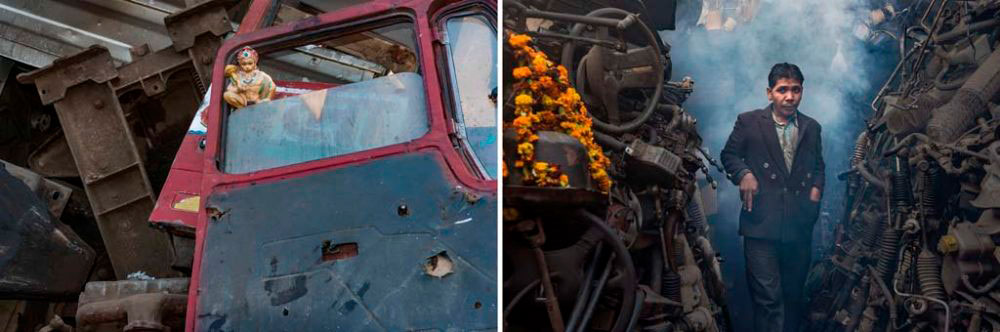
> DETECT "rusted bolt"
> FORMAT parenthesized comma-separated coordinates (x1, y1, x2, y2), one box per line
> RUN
(397, 204, 409, 217)
(93, 99, 104, 109)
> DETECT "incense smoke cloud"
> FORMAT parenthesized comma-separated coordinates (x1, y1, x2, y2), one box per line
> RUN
(657, 0, 895, 326)
(660, 0, 887, 229)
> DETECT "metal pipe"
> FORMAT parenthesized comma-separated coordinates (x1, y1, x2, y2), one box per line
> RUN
(503, 279, 541, 320)
(533, 246, 566, 332)
(961, 273, 1000, 294)
(577, 209, 638, 332)
(577, 254, 615, 332)
(934, 18, 1000, 43)
(565, 243, 603, 332)
(529, 30, 623, 50)
(893, 248, 950, 332)
(857, 163, 889, 192)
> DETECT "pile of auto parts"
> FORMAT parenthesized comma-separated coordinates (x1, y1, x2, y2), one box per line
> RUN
(805, 1, 1000, 331)
(502, 1, 730, 331)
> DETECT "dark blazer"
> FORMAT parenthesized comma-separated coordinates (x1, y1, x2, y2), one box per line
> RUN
(720, 104, 825, 242)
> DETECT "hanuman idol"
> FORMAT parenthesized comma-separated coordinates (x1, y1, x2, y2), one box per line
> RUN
(224, 46, 276, 109)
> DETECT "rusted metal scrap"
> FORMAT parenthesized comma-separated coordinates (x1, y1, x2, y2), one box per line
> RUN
(502, 1, 728, 331)
(0, 162, 95, 299)
(805, 1, 1000, 331)
(76, 278, 189, 332)
(15, 0, 234, 280)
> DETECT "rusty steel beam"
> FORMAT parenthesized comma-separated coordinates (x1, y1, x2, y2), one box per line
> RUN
(77, 278, 189, 331)
(17, 46, 177, 280)
(14, 0, 235, 280)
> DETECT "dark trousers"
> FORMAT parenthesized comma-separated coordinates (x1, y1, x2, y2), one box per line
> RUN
(744, 237, 812, 332)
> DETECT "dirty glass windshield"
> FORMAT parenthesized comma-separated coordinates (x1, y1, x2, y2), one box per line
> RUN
(221, 21, 426, 174)
(444, 13, 497, 179)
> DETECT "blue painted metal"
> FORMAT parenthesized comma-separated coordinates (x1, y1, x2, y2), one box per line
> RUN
(195, 152, 496, 331)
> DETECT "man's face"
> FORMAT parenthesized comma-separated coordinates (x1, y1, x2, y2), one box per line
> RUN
(239, 58, 256, 73)
(766, 78, 803, 117)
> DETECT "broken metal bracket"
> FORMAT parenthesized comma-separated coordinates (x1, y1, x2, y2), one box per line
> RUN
(17, 46, 178, 280)
(164, 0, 234, 90)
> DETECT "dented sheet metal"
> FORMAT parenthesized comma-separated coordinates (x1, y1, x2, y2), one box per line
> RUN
(0, 164, 94, 299)
(196, 152, 496, 331)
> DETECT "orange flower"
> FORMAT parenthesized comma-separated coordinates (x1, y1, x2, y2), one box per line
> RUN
(509, 34, 532, 49)
(515, 94, 534, 106)
(532, 55, 549, 74)
(513, 67, 532, 79)
(504, 33, 612, 192)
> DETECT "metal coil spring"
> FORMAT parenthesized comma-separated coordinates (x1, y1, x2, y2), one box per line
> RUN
(862, 215, 884, 249)
(920, 165, 942, 217)
(917, 249, 945, 300)
(685, 194, 708, 235)
(662, 271, 682, 302)
(661, 239, 686, 302)
(875, 221, 901, 282)
(852, 132, 868, 166)
(892, 157, 914, 210)
(895, 245, 915, 286)
(192, 68, 207, 97)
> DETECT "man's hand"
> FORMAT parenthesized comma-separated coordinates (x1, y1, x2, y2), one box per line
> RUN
(740, 172, 758, 211)
(810, 186, 821, 202)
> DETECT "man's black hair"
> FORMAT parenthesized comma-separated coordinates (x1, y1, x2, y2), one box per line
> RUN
(768, 62, 804, 88)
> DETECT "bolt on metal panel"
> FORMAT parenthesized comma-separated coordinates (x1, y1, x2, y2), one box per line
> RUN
(17, 46, 177, 280)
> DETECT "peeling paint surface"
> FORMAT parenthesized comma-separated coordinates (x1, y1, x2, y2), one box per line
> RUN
(196, 152, 496, 330)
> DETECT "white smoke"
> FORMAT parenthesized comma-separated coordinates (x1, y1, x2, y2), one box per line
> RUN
(660, 0, 881, 222)
(658, 1, 890, 327)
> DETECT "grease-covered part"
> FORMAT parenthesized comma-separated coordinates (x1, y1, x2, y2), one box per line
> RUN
(502, 1, 727, 331)
(0, 163, 95, 299)
(805, 1, 1000, 330)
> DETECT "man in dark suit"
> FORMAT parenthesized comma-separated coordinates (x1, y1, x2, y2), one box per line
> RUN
(720, 63, 825, 332)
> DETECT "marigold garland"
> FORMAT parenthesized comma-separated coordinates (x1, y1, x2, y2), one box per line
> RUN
(502, 33, 612, 193)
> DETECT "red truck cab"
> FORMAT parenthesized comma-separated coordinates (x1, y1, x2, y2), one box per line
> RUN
(150, 1, 497, 330)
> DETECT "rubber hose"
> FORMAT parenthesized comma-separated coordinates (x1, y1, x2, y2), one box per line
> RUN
(857, 163, 889, 192)
(933, 64, 966, 91)
(934, 18, 1000, 43)
(578, 255, 614, 332)
(594, 131, 627, 152)
(917, 249, 945, 300)
(577, 209, 638, 332)
(624, 291, 645, 332)
(565, 243, 603, 332)
(927, 48, 1000, 142)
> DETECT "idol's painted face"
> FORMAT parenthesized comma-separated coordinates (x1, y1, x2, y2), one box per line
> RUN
(767, 78, 803, 117)
(239, 58, 256, 73)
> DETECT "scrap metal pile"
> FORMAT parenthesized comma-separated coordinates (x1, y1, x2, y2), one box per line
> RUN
(805, 1, 1000, 331)
(502, 1, 729, 331)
